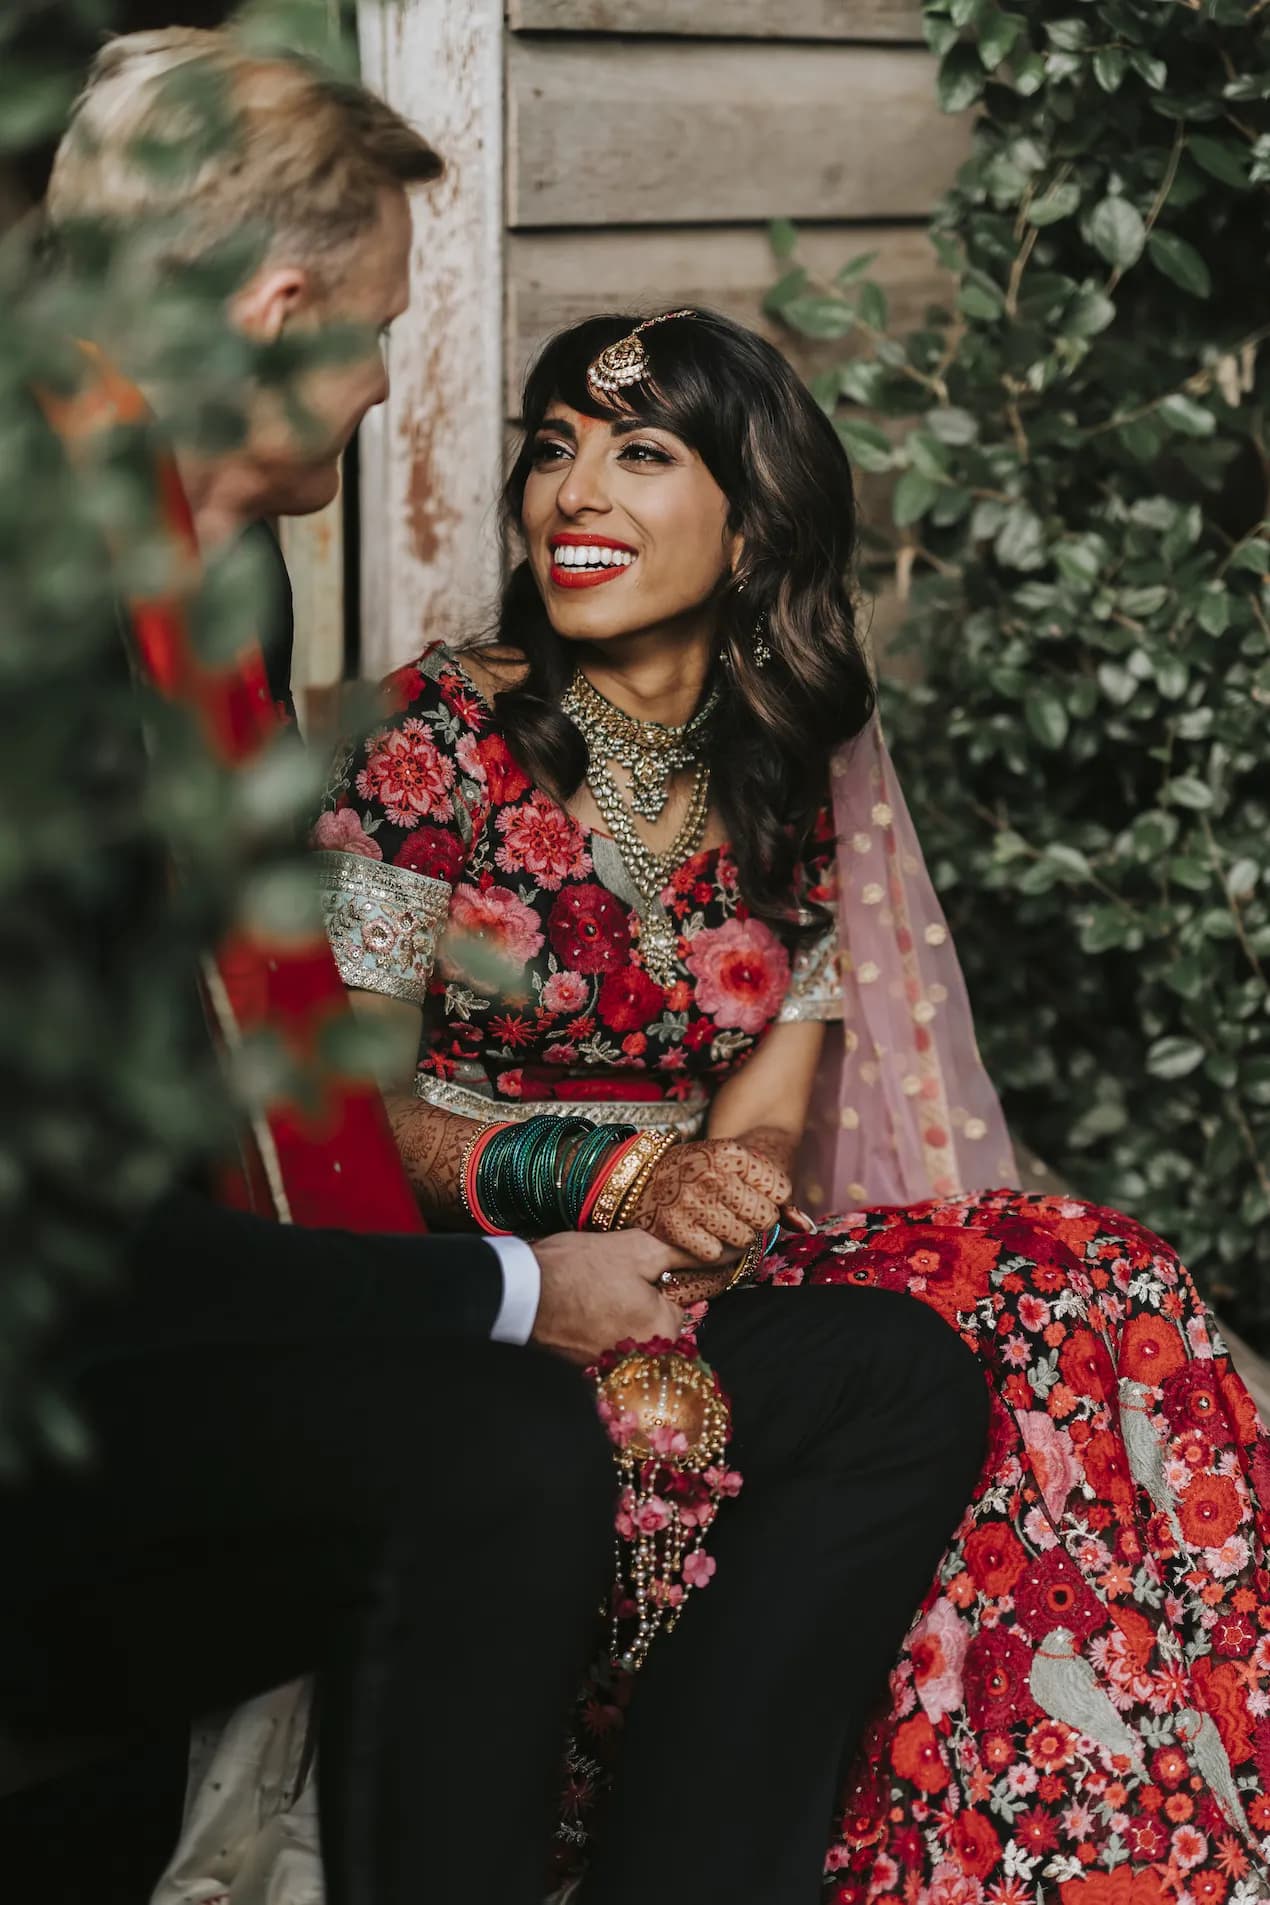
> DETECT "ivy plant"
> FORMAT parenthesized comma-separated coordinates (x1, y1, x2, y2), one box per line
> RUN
(770, 0, 1270, 1336)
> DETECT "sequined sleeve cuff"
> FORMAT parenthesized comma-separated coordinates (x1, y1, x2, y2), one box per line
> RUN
(777, 920, 843, 1023)
(314, 851, 452, 1007)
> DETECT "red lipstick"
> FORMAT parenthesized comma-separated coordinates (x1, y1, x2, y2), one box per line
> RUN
(548, 532, 638, 591)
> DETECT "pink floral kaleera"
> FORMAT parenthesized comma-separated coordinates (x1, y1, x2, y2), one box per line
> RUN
(797, 716, 1020, 1216)
(592, 1334, 742, 1672)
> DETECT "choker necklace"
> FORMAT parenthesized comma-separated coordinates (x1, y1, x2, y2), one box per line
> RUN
(563, 668, 718, 821)
(561, 670, 717, 985)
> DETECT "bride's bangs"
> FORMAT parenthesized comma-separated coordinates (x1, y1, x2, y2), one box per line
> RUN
(516, 313, 723, 466)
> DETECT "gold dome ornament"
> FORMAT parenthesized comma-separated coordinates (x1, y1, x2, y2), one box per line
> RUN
(585, 309, 697, 404)
(594, 1337, 738, 1672)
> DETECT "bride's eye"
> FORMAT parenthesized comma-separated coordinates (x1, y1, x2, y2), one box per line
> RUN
(531, 436, 570, 465)
(619, 441, 674, 466)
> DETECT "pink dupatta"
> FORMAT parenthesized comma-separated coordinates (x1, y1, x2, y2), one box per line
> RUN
(797, 717, 1019, 1217)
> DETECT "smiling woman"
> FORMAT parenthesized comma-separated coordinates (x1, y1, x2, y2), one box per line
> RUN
(498, 307, 873, 924)
(300, 308, 1270, 1905)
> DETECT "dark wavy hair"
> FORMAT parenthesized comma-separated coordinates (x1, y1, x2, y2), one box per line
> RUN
(491, 307, 875, 922)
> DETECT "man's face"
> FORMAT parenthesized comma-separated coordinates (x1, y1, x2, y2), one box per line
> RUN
(246, 183, 412, 517)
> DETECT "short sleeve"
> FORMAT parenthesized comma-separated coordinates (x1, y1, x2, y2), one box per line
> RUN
(777, 799, 842, 1024)
(310, 644, 488, 1006)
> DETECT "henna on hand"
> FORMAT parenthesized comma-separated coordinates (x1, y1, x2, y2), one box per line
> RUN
(630, 1139, 787, 1262)
(384, 1091, 474, 1224)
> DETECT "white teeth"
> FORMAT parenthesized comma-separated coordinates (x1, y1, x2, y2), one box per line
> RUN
(554, 544, 635, 569)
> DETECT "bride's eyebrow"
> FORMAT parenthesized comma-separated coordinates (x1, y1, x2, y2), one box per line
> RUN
(609, 418, 678, 442)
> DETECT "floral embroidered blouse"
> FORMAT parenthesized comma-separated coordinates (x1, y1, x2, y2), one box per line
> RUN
(314, 642, 841, 1130)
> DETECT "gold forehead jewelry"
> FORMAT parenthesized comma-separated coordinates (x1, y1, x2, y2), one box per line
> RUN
(586, 309, 697, 404)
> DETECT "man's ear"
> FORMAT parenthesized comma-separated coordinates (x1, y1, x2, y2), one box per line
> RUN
(231, 265, 313, 341)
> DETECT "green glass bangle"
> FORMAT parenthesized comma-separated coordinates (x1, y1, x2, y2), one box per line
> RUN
(562, 1125, 635, 1229)
(474, 1114, 638, 1235)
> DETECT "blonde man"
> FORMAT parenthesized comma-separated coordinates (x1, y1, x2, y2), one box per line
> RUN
(3, 30, 688, 1905)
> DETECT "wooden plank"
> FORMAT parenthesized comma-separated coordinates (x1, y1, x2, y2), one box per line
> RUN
(506, 223, 949, 404)
(508, 40, 967, 228)
(357, 0, 505, 677)
(509, 0, 923, 41)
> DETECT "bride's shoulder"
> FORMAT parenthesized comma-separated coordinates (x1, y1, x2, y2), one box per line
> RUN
(445, 641, 529, 704)
(382, 640, 529, 713)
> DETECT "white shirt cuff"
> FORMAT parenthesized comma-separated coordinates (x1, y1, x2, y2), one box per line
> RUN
(487, 1236, 541, 1345)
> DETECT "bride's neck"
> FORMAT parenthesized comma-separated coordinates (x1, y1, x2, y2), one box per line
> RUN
(574, 630, 714, 728)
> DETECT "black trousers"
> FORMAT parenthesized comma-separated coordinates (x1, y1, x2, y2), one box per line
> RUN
(0, 1282, 615, 1905)
(583, 1284, 989, 1905)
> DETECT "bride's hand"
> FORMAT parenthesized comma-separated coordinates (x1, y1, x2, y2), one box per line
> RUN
(628, 1139, 791, 1264)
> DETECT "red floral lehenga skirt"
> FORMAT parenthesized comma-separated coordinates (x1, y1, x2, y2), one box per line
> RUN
(561, 1191, 1270, 1905)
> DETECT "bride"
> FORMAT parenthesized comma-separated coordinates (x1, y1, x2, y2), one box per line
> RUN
(163, 308, 1270, 1904)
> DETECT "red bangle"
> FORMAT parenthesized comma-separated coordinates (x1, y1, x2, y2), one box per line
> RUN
(462, 1121, 513, 1235)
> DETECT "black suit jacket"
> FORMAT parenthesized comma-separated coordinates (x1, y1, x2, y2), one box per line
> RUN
(58, 1189, 506, 1381)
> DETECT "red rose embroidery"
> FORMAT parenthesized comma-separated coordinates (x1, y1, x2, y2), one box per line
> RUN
(963, 1627, 1042, 1731)
(548, 884, 632, 974)
(889, 1713, 950, 1794)
(392, 825, 464, 883)
(1058, 1327, 1116, 1401)
(597, 966, 665, 1034)
(476, 732, 531, 805)
(962, 1520, 1028, 1598)
(1013, 1547, 1108, 1643)
(1176, 1472, 1243, 1549)
(1161, 1363, 1230, 1442)
(949, 1810, 1000, 1880)
(381, 662, 425, 712)
(1119, 1312, 1187, 1386)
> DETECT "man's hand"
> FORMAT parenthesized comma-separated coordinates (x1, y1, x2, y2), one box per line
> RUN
(530, 1230, 694, 1366)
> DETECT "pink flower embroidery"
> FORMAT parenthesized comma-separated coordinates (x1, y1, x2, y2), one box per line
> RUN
(442, 883, 544, 989)
(1018, 1410, 1083, 1520)
(356, 718, 456, 827)
(494, 791, 592, 890)
(910, 1596, 968, 1724)
(685, 916, 791, 1034)
(455, 731, 486, 783)
(542, 970, 589, 1013)
(311, 807, 383, 860)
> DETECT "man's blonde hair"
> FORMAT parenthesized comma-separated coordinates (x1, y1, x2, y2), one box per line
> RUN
(47, 28, 441, 275)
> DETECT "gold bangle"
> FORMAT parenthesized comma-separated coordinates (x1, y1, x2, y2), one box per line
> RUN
(588, 1136, 659, 1233)
(609, 1129, 679, 1231)
(457, 1119, 501, 1227)
(726, 1229, 768, 1291)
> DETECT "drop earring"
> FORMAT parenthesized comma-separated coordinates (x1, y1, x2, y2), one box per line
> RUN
(752, 613, 772, 670)
(731, 572, 771, 669)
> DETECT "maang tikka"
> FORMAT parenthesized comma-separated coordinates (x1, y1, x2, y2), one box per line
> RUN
(586, 308, 697, 404)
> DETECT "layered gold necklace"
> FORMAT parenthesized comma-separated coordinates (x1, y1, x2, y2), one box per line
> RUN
(562, 669, 718, 985)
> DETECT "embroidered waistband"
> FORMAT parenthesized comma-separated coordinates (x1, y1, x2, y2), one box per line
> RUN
(412, 1073, 707, 1135)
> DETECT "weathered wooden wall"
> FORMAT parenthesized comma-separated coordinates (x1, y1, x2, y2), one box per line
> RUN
(352, 0, 965, 678)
